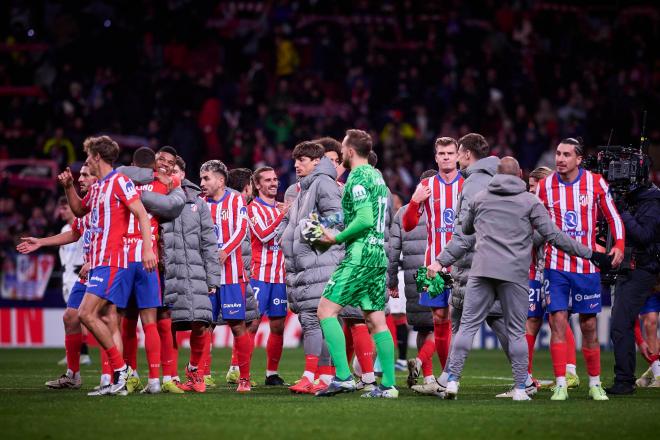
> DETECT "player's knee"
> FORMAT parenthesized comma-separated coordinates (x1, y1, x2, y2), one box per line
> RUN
(270, 318, 285, 334)
(579, 316, 597, 334)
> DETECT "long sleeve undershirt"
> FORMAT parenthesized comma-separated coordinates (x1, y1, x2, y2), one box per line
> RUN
(335, 205, 373, 244)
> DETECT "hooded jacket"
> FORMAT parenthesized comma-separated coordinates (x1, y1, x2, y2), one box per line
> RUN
(461, 174, 593, 286)
(621, 184, 660, 273)
(437, 156, 500, 308)
(277, 157, 344, 313)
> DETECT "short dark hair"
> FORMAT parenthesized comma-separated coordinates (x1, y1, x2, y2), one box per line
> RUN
(420, 169, 437, 181)
(57, 196, 68, 206)
(314, 137, 342, 161)
(434, 136, 458, 151)
(292, 141, 324, 160)
(252, 166, 275, 197)
(560, 137, 584, 156)
(175, 155, 186, 172)
(227, 168, 253, 193)
(345, 129, 372, 158)
(458, 133, 489, 159)
(83, 136, 120, 164)
(368, 150, 378, 167)
(158, 145, 178, 157)
(200, 160, 228, 179)
(133, 147, 156, 168)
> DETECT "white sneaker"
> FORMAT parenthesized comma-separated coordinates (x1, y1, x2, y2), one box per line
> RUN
(496, 382, 538, 398)
(109, 366, 132, 396)
(140, 381, 162, 394)
(635, 368, 654, 388)
(80, 354, 92, 366)
(395, 359, 407, 372)
(649, 377, 660, 388)
(411, 381, 446, 395)
(355, 379, 376, 392)
(45, 373, 81, 389)
(512, 388, 532, 401)
(87, 385, 112, 396)
(444, 380, 459, 400)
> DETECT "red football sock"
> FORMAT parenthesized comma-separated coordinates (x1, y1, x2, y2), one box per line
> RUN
(582, 347, 601, 377)
(434, 321, 452, 369)
(169, 344, 179, 378)
(230, 340, 238, 366)
(234, 333, 253, 378)
(304, 354, 319, 375)
(421, 356, 434, 377)
(106, 345, 125, 371)
(101, 348, 112, 375)
(157, 318, 175, 377)
(266, 333, 284, 372)
(65, 333, 83, 374)
(143, 323, 161, 379)
(418, 337, 435, 362)
(189, 331, 206, 368)
(202, 331, 213, 375)
(386, 314, 397, 342)
(550, 342, 567, 378)
(318, 365, 335, 379)
(121, 318, 138, 370)
(344, 323, 354, 362)
(526, 333, 537, 374)
(649, 354, 660, 365)
(565, 325, 577, 365)
(351, 324, 374, 374)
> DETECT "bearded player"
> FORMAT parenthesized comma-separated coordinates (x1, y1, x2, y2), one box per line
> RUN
(315, 129, 397, 399)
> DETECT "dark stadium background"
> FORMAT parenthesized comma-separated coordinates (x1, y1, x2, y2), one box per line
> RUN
(0, 0, 658, 312)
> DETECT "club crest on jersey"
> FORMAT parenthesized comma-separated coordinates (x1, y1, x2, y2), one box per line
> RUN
(564, 210, 578, 230)
(83, 230, 92, 248)
(91, 208, 99, 226)
(352, 184, 368, 201)
(443, 208, 455, 225)
(239, 206, 247, 217)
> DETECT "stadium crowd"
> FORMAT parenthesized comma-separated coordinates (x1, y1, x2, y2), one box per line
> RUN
(2, 1, 660, 400)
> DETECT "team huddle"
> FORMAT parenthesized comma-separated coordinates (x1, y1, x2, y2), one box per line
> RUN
(17, 129, 660, 400)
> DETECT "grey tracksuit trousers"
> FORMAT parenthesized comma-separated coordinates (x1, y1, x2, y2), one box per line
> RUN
(447, 276, 529, 387)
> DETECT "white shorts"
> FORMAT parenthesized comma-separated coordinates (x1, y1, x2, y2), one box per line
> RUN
(387, 271, 407, 314)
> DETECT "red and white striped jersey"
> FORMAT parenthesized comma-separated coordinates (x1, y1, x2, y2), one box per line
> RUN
(403, 173, 464, 266)
(536, 169, 625, 274)
(248, 197, 286, 283)
(125, 179, 168, 262)
(71, 212, 92, 282)
(206, 190, 248, 284)
(82, 170, 139, 268)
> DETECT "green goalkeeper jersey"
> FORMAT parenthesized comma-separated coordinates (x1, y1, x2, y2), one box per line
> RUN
(339, 164, 388, 268)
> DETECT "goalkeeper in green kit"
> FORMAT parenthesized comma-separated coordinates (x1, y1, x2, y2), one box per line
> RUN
(314, 129, 397, 398)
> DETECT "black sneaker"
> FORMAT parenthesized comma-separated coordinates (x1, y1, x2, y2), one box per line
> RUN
(265, 374, 289, 386)
(605, 382, 635, 395)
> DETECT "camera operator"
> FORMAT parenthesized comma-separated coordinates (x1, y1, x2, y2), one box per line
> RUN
(607, 177, 660, 395)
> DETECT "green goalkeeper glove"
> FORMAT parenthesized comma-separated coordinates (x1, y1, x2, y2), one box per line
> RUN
(301, 213, 324, 243)
(414, 267, 451, 298)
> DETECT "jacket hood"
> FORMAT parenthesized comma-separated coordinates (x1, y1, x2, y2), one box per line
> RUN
(300, 157, 337, 190)
(182, 179, 202, 199)
(465, 156, 500, 179)
(487, 174, 527, 195)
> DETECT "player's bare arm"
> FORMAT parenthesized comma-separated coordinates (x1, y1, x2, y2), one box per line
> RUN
(17, 229, 81, 254)
(58, 167, 88, 217)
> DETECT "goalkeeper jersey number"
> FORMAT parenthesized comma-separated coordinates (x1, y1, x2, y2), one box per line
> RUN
(342, 164, 388, 268)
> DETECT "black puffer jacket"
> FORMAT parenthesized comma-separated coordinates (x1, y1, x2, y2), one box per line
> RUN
(621, 184, 660, 273)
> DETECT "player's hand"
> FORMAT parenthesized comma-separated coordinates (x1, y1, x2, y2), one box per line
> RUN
(79, 262, 91, 280)
(277, 201, 292, 216)
(155, 172, 173, 191)
(639, 341, 654, 363)
(57, 167, 74, 189)
(316, 227, 337, 245)
(142, 248, 158, 272)
(388, 287, 399, 298)
(17, 237, 41, 254)
(609, 247, 624, 268)
(426, 261, 443, 278)
(411, 183, 431, 204)
(219, 250, 228, 264)
(208, 287, 217, 295)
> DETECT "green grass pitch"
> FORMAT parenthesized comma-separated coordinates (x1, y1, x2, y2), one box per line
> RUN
(1, 348, 659, 439)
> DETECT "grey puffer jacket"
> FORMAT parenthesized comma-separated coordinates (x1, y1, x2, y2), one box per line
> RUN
(277, 157, 344, 313)
(438, 156, 500, 309)
(154, 180, 221, 327)
(388, 204, 433, 328)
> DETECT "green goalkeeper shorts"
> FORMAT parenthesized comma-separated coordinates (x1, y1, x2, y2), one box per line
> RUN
(322, 261, 387, 311)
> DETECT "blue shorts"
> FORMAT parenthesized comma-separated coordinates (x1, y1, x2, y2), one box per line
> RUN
(640, 293, 660, 315)
(210, 283, 246, 321)
(419, 288, 450, 308)
(528, 279, 545, 318)
(250, 279, 288, 317)
(86, 266, 130, 308)
(67, 281, 87, 309)
(125, 262, 162, 309)
(544, 269, 601, 314)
